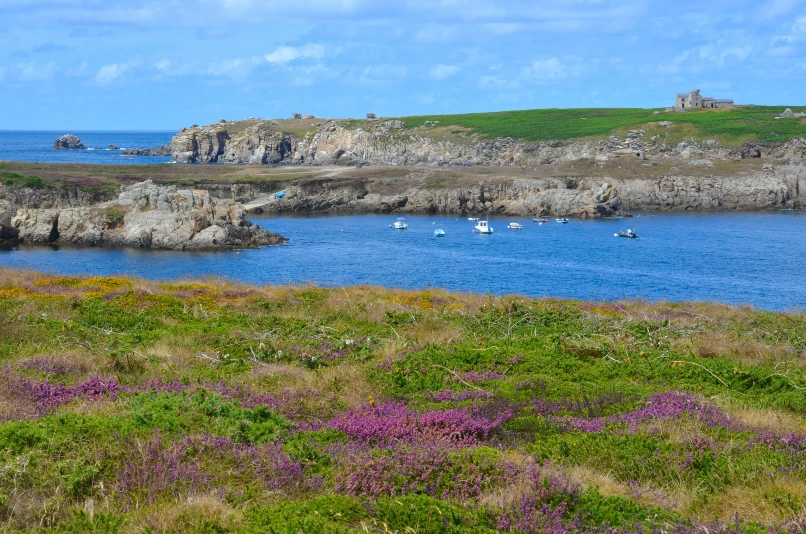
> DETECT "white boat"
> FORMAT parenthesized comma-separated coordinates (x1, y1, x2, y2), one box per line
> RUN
(614, 229, 639, 238)
(434, 229, 445, 237)
(467, 217, 479, 221)
(555, 218, 569, 224)
(475, 220, 493, 234)
(507, 222, 523, 230)
(391, 218, 408, 229)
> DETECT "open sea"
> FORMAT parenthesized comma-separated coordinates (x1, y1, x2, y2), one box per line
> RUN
(0, 130, 174, 165)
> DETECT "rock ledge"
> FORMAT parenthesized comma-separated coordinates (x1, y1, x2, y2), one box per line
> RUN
(10, 180, 285, 250)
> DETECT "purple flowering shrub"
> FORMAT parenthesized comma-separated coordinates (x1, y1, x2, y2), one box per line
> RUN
(327, 401, 512, 446)
(115, 430, 316, 507)
(115, 430, 210, 507)
(546, 391, 738, 434)
(0, 369, 120, 418)
(335, 445, 517, 500)
(495, 464, 583, 533)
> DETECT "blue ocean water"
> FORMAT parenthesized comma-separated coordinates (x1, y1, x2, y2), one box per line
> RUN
(1, 212, 805, 311)
(0, 130, 174, 165)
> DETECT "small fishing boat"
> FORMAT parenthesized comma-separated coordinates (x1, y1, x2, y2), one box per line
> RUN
(532, 218, 549, 223)
(467, 217, 479, 221)
(434, 229, 445, 237)
(474, 219, 493, 234)
(507, 222, 523, 230)
(615, 229, 639, 238)
(391, 218, 408, 229)
(555, 218, 569, 224)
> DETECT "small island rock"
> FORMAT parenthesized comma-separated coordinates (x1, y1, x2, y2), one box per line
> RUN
(53, 134, 86, 150)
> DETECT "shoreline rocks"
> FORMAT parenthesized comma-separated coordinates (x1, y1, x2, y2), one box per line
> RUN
(9, 180, 285, 250)
(52, 134, 86, 150)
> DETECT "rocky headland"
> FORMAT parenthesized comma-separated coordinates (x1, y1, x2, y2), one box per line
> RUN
(134, 118, 806, 168)
(1, 181, 285, 250)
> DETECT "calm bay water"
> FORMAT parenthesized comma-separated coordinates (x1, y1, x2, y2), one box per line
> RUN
(1, 212, 805, 310)
(0, 130, 173, 165)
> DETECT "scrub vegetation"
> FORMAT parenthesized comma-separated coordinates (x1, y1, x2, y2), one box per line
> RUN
(0, 270, 805, 533)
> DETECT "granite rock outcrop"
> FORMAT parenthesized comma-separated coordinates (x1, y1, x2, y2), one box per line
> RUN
(10, 181, 285, 250)
(140, 116, 806, 168)
(253, 165, 805, 218)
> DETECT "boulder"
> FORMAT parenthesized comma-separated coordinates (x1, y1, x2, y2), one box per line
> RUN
(292, 113, 302, 119)
(366, 113, 376, 119)
(52, 134, 86, 150)
(302, 114, 315, 120)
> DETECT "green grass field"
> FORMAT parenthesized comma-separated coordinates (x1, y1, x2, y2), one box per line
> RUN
(397, 106, 806, 145)
(0, 271, 805, 533)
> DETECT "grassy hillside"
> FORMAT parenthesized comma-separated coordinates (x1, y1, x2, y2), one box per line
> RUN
(400, 106, 806, 146)
(0, 271, 805, 532)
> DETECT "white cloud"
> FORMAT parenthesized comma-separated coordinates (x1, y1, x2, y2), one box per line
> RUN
(95, 61, 134, 84)
(68, 61, 91, 77)
(757, 0, 800, 20)
(359, 64, 407, 83)
(657, 50, 691, 75)
(17, 61, 57, 81)
(429, 63, 460, 80)
(265, 44, 325, 64)
(414, 24, 458, 43)
(205, 56, 261, 77)
(519, 57, 566, 81)
(478, 75, 511, 89)
(698, 44, 752, 65)
(154, 59, 196, 76)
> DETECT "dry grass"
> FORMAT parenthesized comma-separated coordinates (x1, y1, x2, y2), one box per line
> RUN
(694, 477, 806, 524)
(247, 363, 374, 409)
(125, 493, 242, 533)
(687, 330, 793, 366)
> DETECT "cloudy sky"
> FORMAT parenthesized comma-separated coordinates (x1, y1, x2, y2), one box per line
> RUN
(1, 0, 804, 129)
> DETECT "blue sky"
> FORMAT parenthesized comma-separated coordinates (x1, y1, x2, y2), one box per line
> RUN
(1, 0, 804, 129)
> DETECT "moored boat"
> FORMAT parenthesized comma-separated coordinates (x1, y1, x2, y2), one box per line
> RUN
(474, 220, 493, 234)
(434, 229, 445, 237)
(555, 218, 569, 224)
(507, 222, 523, 230)
(391, 218, 408, 229)
(615, 229, 639, 238)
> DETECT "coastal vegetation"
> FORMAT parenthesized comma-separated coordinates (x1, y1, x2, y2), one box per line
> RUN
(400, 106, 805, 145)
(0, 270, 804, 532)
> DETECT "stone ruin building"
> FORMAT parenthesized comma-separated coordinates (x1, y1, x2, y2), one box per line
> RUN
(675, 89, 734, 110)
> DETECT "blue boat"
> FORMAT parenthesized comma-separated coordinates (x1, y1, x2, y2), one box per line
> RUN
(434, 229, 445, 237)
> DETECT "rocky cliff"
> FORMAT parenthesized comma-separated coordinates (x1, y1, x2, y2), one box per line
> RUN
(7, 181, 285, 250)
(253, 165, 805, 218)
(149, 119, 806, 168)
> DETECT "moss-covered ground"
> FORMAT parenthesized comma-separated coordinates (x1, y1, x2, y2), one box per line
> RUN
(0, 270, 804, 532)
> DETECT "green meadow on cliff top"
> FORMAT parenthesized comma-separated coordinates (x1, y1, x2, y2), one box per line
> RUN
(398, 106, 805, 146)
(0, 270, 805, 533)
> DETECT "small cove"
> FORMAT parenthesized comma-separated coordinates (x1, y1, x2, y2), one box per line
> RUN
(1, 211, 805, 310)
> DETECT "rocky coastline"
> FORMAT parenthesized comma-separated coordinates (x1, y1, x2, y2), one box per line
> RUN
(0, 181, 285, 250)
(246, 164, 805, 218)
(132, 118, 806, 168)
